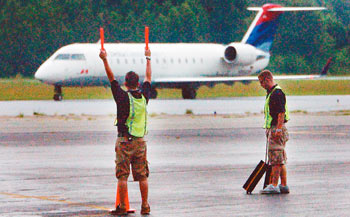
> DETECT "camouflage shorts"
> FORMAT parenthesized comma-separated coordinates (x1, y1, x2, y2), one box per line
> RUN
(268, 149, 287, 166)
(115, 137, 149, 181)
(266, 125, 289, 165)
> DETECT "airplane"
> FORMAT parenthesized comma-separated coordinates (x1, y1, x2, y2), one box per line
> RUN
(34, 3, 326, 101)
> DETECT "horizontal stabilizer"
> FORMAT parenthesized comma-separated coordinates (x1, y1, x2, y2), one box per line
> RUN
(268, 7, 326, 11)
(248, 7, 326, 11)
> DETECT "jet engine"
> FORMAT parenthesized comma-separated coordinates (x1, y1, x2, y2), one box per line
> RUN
(223, 43, 257, 66)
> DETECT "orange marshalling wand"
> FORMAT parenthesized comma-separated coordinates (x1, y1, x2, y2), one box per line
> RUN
(100, 27, 105, 50)
(145, 26, 149, 50)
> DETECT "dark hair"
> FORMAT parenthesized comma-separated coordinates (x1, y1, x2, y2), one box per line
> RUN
(125, 71, 139, 88)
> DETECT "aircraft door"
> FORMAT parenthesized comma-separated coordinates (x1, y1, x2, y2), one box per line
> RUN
(71, 53, 89, 86)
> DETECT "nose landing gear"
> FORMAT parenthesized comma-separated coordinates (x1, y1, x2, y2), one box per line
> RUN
(150, 87, 158, 99)
(53, 85, 63, 101)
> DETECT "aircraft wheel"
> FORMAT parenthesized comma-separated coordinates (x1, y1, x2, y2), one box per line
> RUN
(150, 87, 158, 99)
(182, 86, 196, 99)
(54, 85, 63, 101)
(241, 80, 252, 85)
(53, 94, 63, 101)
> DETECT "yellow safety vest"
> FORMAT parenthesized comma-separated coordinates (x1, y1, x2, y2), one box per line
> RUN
(126, 92, 147, 137)
(264, 85, 290, 129)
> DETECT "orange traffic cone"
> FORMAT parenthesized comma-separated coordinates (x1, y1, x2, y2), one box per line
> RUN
(115, 184, 136, 213)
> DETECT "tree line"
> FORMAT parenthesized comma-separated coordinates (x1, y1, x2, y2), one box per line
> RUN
(1, 0, 349, 78)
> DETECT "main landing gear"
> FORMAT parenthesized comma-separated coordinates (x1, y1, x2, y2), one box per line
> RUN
(181, 85, 197, 99)
(53, 85, 63, 101)
(150, 87, 158, 99)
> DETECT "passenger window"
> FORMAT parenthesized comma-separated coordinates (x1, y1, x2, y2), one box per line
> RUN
(193, 58, 195, 63)
(125, 59, 128, 64)
(133, 59, 136, 64)
(185, 58, 188, 63)
(156, 59, 159, 64)
(201, 58, 203, 63)
(71, 54, 86, 60)
(117, 59, 120, 64)
(171, 58, 174, 63)
(178, 59, 181, 63)
(55, 54, 70, 60)
(141, 59, 144, 64)
(163, 58, 166, 64)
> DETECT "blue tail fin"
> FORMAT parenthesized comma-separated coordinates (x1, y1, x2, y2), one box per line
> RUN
(242, 4, 283, 52)
(241, 4, 326, 52)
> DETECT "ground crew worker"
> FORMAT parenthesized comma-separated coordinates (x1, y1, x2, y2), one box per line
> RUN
(258, 69, 290, 194)
(99, 48, 152, 215)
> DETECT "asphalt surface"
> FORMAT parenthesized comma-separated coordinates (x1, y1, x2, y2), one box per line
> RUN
(1, 114, 350, 216)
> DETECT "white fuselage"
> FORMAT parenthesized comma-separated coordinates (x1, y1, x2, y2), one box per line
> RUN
(35, 42, 269, 87)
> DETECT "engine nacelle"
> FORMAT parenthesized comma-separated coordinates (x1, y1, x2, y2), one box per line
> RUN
(223, 43, 257, 66)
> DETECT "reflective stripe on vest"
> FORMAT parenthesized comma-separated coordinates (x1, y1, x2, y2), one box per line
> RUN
(264, 85, 290, 129)
(126, 92, 147, 137)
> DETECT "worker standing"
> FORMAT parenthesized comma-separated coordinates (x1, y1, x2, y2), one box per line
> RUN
(258, 69, 290, 194)
(99, 47, 152, 215)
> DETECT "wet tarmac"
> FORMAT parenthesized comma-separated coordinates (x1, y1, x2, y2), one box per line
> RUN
(0, 95, 350, 116)
(1, 113, 350, 216)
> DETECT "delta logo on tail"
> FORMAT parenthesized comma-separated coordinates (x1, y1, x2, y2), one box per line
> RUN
(245, 4, 283, 52)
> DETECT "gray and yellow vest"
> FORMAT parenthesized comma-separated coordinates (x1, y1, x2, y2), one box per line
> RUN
(263, 85, 290, 129)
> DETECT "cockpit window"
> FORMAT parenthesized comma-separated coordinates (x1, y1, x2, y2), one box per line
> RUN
(54, 54, 86, 60)
(55, 54, 70, 60)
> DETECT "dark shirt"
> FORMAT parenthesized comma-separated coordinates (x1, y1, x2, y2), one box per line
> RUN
(267, 84, 286, 126)
(110, 80, 151, 134)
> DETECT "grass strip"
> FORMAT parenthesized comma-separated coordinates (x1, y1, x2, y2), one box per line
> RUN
(0, 79, 349, 100)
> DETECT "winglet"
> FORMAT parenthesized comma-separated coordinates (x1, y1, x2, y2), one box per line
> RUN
(321, 57, 333, 76)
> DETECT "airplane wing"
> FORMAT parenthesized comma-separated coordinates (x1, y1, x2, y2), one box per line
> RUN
(152, 74, 324, 87)
(154, 74, 323, 83)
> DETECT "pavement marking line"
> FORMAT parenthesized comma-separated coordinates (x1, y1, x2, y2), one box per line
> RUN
(0, 192, 110, 211)
(290, 131, 347, 136)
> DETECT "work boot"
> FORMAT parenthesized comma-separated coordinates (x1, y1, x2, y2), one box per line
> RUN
(279, 184, 290, 194)
(260, 184, 280, 194)
(141, 204, 150, 215)
(109, 205, 127, 216)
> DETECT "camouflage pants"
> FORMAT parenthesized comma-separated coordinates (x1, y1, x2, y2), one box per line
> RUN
(115, 137, 149, 181)
(266, 125, 289, 165)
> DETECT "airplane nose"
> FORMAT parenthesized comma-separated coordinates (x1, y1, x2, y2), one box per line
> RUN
(35, 62, 51, 82)
(34, 61, 62, 85)
(34, 67, 47, 81)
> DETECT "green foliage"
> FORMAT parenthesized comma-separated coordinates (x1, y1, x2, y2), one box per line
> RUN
(269, 54, 312, 74)
(331, 47, 350, 75)
(0, 0, 349, 78)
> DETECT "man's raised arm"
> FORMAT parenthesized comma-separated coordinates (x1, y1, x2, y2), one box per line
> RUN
(99, 49, 115, 82)
(144, 49, 152, 83)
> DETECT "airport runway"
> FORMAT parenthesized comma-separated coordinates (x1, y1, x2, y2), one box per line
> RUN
(1, 95, 350, 116)
(1, 113, 350, 216)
